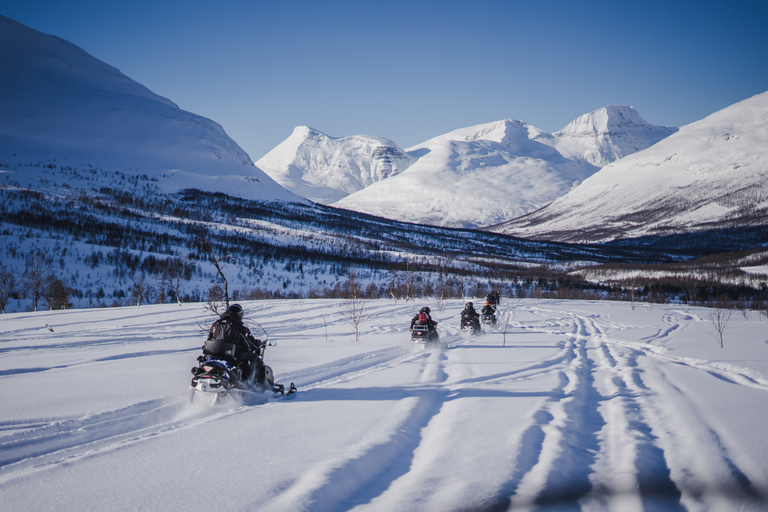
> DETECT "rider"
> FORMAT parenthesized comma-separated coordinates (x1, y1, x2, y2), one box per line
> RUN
(460, 302, 481, 331)
(481, 301, 497, 324)
(411, 306, 438, 335)
(208, 303, 265, 384)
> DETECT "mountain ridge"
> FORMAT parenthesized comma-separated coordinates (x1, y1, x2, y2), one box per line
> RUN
(490, 91, 768, 243)
(326, 107, 676, 228)
(255, 126, 414, 204)
(0, 15, 298, 203)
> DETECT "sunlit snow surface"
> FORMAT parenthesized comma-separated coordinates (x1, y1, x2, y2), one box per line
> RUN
(2, 299, 767, 511)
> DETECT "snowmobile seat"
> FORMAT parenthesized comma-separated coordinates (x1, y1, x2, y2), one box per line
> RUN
(203, 339, 237, 360)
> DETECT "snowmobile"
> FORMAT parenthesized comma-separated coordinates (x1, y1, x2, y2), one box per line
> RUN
(190, 336, 295, 405)
(461, 318, 481, 335)
(411, 324, 439, 344)
(481, 313, 496, 326)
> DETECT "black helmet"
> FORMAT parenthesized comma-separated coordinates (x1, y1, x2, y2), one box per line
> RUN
(465, 302, 474, 309)
(421, 307, 430, 314)
(225, 303, 244, 321)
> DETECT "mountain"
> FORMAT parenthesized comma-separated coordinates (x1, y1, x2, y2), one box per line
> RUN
(331, 108, 676, 228)
(490, 91, 768, 244)
(552, 104, 679, 167)
(2, 15, 688, 314)
(255, 127, 414, 204)
(0, 15, 297, 202)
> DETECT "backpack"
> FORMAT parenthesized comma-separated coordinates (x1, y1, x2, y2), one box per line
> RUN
(212, 318, 240, 344)
(418, 312, 428, 323)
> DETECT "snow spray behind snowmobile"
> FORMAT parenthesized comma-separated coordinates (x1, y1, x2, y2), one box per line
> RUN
(411, 324, 440, 344)
(189, 325, 295, 405)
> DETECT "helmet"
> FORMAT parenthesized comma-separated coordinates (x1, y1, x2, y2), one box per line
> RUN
(485, 301, 489, 306)
(225, 303, 244, 321)
(466, 302, 473, 309)
(421, 307, 430, 314)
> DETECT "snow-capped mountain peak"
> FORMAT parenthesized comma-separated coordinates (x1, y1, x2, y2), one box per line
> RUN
(256, 126, 414, 204)
(557, 105, 652, 136)
(552, 105, 679, 167)
(493, 91, 768, 243)
(330, 109, 676, 229)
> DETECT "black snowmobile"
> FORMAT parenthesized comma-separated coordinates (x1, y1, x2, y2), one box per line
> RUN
(461, 317, 482, 335)
(411, 324, 440, 344)
(190, 334, 295, 405)
(481, 313, 496, 326)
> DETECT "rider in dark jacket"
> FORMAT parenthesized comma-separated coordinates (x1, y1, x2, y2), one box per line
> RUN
(208, 303, 265, 384)
(411, 306, 438, 334)
(486, 290, 501, 306)
(481, 301, 497, 324)
(460, 302, 481, 331)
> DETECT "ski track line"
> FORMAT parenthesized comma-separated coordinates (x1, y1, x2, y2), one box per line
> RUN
(491, 311, 676, 510)
(260, 348, 452, 512)
(456, 310, 588, 510)
(0, 310, 208, 341)
(556, 308, 768, 396)
(589, 316, 684, 511)
(278, 328, 480, 393)
(579, 312, 767, 508)
(588, 313, 767, 507)
(500, 336, 586, 509)
(432, 306, 679, 510)
(629, 361, 766, 508)
(0, 395, 232, 484)
(0, 344, 433, 485)
(600, 333, 768, 394)
(0, 346, 200, 376)
(260, 329, 510, 511)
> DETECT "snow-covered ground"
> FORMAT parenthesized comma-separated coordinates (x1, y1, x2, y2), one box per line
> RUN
(2, 299, 767, 511)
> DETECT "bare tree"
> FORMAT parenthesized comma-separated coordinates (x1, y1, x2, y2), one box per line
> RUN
(708, 298, 733, 348)
(23, 252, 53, 312)
(196, 235, 234, 309)
(131, 272, 153, 307)
(161, 257, 191, 306)
(42, 276, 72, 310)
(387, 266, 399, 303)
(681, 275, 700, 305)
(435, 259, 448, 313)
(404, 261, 415, 302)
(626, 278, 640, 310)
(340, 272, 367, 342)
(205, 284, 227, 315)
(0, 264, 17, 314)
(500, 311, 514, 347)
(736, 293, 752, 321)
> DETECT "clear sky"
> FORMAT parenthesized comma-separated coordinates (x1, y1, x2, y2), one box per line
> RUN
(2, 0, 767, 161)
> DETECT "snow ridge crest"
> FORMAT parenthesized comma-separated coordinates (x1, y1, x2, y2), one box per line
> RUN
(556, 105, 653, 136)
(256, 126, 414, 204)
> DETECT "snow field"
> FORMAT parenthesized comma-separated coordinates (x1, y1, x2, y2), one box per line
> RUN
(1, 299, 768, 511)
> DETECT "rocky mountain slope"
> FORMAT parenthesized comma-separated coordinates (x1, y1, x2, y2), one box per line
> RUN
(255, 127, 413, 203)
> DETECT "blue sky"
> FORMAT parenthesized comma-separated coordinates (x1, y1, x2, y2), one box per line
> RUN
(2, 0, 767, 160)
